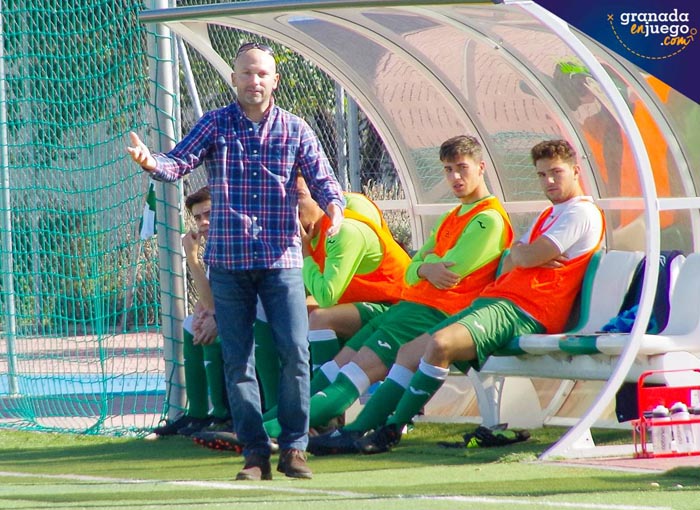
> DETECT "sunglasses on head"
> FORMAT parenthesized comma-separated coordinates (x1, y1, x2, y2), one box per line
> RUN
(236, 42, 275, 58)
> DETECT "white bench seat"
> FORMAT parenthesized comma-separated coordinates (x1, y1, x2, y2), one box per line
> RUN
(480, 348, 700, 383)
(492, 250, 644, 356)
(597, 334, 700, 356)
(469, 250, 700, 459)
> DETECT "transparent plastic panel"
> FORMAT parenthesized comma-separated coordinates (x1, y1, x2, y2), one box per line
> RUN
(568, 40, 696, 251)
(477, 14, 615, 199)
(445, 6, 599, 201)
(648, 77, 700, 197)
(659, 209, 694, 254)
(285, 12, 478, 205)
(157, 2, 699, 252)
(361, 8, 548, 203)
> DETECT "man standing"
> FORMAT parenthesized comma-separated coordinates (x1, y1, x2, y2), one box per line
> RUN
(127, 41, 345, 480)
(353, 139, 605, 455)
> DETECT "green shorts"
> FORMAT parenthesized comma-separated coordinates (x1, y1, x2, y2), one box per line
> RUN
(428, 297, 544, 373)
(346, 301, 449, 368)
(352, 301, 392, 328)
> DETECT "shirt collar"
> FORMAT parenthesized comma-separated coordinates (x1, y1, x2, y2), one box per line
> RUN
(235, 97, 276, 124)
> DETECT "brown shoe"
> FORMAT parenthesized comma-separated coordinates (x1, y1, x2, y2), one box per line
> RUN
(235, 453, 272, 481)
(277, 449, 313, 479)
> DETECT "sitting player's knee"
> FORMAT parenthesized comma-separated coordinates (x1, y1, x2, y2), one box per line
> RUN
(426, 332, 452, 361)
(308, 308, 334, 330)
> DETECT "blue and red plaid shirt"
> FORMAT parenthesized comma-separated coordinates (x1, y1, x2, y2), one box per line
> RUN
(151, 100, 345, 270)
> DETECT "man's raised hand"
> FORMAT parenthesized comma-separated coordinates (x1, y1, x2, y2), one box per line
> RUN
(126, 132, 156, 171)
(182, 231, 202, 262)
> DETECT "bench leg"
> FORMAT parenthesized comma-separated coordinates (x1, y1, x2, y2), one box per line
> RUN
(470, 371, 544, 429)
(469, 371, 503, 427)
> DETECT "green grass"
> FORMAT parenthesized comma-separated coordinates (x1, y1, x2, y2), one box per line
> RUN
(0, 424, 698, 510)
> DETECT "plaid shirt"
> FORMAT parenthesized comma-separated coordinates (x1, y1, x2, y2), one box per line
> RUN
(151, 101, 344, 270)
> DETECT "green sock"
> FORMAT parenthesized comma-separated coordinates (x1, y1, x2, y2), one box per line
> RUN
(308, 372, 361, 428)
(263, 417, 281, 438)
(260, 368, 334, 423)
(254, 318, 280, 411)
(345, 378, 405, 433)
(203, 340, 229, 419)
(308, 329, 341, 371)
(183, 327, 208, 419)
(387, 369, 445, 428)
(309, 366, 333, 396)
(262, 404, 278, 422)
(266, 375, 357, 435)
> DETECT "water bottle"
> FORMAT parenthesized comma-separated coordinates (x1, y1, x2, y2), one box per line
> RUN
(690, 405, 700, 453)
(669, 402, 693, 453)
(651, 404, 672, 454)
(641, 410, 653, 448)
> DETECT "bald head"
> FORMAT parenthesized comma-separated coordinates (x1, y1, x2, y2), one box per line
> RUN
(232, 48, 279, 121)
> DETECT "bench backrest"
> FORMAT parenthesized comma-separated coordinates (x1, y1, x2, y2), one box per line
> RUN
(660, 252, 700, 336)
(573, 250, 644, 333)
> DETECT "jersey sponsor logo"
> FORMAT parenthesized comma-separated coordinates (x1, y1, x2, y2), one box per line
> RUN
(477, 220, 486, 229)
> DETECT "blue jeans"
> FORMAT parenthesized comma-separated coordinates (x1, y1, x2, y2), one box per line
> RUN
(209, 267, 310, 457)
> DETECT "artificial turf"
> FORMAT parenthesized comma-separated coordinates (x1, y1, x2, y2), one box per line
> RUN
(0, 424, 698, 510)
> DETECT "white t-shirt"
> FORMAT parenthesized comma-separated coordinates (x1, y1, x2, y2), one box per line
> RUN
(519, 196, 603, 259)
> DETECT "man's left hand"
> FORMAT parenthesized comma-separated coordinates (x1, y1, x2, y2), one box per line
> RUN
(326, 203, 343, 237)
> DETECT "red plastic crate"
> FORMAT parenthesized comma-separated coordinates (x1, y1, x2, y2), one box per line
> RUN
(632, 369, 700, 458)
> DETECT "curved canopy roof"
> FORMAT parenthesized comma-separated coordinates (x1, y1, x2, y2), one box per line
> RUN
(141, 0, 700, 252)
(140, 0, 700, 458)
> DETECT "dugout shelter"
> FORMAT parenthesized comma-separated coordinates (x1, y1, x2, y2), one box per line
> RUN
(138, 0, 700, 459)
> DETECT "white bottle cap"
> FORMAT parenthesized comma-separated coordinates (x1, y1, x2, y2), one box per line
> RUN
(652, 404, 669, 417)
(670, 402, 688, 414)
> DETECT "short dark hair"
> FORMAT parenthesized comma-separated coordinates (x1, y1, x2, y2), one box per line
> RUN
(530, 139, 577, 166)
(439, 135, 483, 162)
(185, 186, 211, 212)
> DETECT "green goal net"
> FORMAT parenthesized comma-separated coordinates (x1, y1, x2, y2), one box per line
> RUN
(0, 0, 168, 435)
